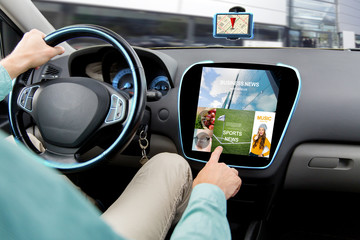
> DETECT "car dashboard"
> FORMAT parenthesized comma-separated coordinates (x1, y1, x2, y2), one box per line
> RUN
(23, 44, 360, 238)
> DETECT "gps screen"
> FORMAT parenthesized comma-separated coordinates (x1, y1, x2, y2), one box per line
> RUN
(216, 14, 250, 34)
(192, 67, 279, 158)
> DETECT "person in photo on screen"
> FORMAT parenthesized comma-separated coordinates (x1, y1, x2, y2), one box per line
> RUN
(249, 123, 271, 157)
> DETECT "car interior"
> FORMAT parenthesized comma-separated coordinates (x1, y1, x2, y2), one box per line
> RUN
(1, 0, 360, 239)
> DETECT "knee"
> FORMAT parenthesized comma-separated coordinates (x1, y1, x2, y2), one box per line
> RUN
(150, 152, 190, 169)
(148, 152, 192, 179)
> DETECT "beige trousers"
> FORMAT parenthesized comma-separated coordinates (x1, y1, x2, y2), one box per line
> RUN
(102, 153, 193, 240)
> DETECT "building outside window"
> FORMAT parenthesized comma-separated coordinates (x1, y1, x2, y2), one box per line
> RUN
(356, 35, 360, 48)
(289, 0, 338, 48)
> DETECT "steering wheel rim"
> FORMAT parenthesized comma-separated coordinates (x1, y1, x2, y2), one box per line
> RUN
(8, 25, 147, 172)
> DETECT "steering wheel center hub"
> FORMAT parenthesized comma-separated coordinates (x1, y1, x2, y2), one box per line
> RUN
(34, 77, 110, 148)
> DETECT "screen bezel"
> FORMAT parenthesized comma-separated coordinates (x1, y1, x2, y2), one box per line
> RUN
(179, 63, 300, 168)
(213, 13, 254, 39)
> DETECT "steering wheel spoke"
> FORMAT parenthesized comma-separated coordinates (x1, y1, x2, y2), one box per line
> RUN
(104, 94, 127, 124)
(17, 85, 40, 113)
(41, 149, 79, 165)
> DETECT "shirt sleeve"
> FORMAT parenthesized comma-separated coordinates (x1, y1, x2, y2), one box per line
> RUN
(0, 131, 125, 240)
(170, 183, 231, 240)
(0, 64, 13, 101)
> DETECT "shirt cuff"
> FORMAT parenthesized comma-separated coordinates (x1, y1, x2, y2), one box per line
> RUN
(191, 183, 227, 215)
(0, 64, 13, 101)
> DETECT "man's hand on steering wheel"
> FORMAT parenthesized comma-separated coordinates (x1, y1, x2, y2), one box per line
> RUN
(1, 29, 64, 79)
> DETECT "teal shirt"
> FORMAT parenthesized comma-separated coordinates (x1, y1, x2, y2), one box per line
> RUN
(0, 65, 231, 239)
(0, 131, 123, 240)
(0, 64, 13, 101)
(171, 184, 231, 239)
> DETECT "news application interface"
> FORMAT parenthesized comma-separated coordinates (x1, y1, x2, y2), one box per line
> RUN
(192, 67, 279, 158)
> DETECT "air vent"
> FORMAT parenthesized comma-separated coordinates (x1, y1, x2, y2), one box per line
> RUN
(41, 64, 61, 79)
(20, 69, 33, 83)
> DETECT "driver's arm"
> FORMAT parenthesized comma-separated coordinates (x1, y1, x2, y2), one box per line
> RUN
(171, 147, 242, 239)
(0, 29, 64, 79)
(0, 65, 13, 101)
(0, 29, 64, 101)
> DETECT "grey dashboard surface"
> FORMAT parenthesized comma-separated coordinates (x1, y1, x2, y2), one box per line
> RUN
(50, 46, 360, 190)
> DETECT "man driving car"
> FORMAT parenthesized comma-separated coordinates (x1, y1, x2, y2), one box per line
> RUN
(0, 29, 241, 240)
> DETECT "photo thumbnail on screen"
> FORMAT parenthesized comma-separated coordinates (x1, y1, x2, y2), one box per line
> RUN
(192, 67, 279, 158)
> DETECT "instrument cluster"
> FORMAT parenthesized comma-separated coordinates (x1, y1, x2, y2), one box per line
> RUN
(83, 48, 171, 97)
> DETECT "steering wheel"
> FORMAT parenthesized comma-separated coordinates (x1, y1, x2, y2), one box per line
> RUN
(8, 25, 147, 172)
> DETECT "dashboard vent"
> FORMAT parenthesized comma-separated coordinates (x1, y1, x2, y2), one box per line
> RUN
(41, 64, 61, 79)
(20, 69, 33, 83)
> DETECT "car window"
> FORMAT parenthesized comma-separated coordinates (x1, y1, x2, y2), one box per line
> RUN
(0, 10, 22, 133)
(32, 0, 351, 49)
(32, 0, 286, 49)
(0, 11, 22, 58)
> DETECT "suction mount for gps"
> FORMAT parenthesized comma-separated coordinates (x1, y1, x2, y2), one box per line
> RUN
(229, 6, 246, 13)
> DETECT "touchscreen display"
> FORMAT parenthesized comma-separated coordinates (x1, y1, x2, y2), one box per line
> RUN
(215, 14, 250, 35)
(192, 67, 279, 158)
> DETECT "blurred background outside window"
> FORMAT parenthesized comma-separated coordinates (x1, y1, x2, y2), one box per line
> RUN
(32, 0, 360, 49)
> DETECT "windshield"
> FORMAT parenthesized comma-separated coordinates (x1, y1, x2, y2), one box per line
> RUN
(32, 0, 356, 49)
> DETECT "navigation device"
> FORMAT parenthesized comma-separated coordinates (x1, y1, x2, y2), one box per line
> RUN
(213, 12, 254, 40)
